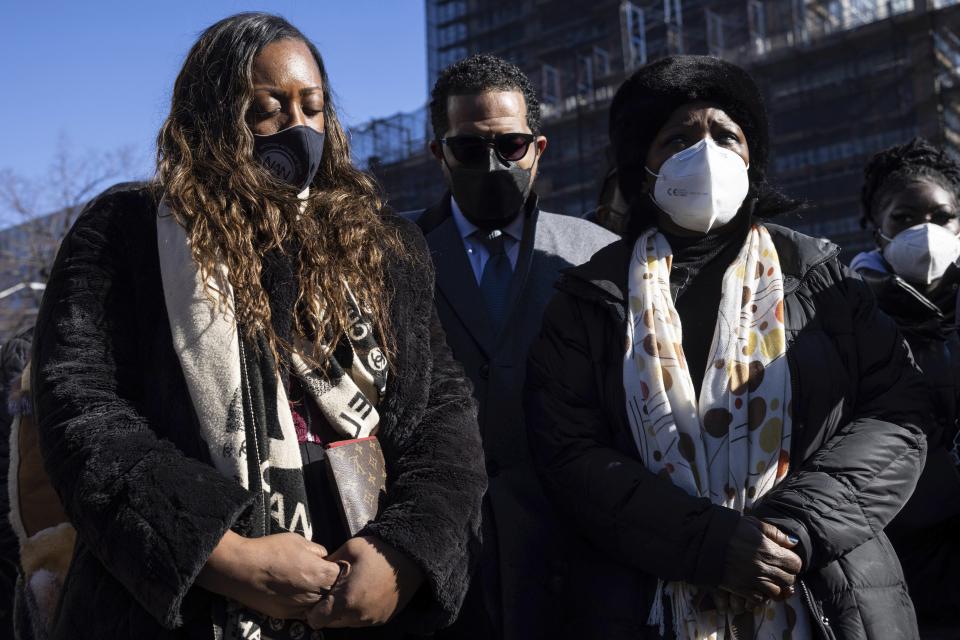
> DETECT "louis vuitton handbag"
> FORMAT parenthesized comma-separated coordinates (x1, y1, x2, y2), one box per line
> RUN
(324, 436, 387, 535)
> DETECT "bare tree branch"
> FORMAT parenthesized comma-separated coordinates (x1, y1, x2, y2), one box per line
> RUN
(0, 138, 141, 342)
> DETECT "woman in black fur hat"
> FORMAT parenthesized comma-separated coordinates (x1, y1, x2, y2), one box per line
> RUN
(525, 55, 928, 639)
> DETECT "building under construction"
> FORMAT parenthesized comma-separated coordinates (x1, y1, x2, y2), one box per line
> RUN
(351, 0, 960, 254)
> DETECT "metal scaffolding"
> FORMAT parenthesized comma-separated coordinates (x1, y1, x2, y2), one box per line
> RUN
(351, 0, 960, 247)
(349, 107, 431, 170)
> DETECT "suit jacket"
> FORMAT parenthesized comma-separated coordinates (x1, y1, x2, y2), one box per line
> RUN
(403, 195, 616, 640)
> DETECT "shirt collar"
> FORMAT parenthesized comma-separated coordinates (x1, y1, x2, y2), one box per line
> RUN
(450, 195, 525, 243)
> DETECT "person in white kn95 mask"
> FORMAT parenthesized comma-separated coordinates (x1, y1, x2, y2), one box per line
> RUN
(525, 54, 928, 640)
(850, 137, 960, 640)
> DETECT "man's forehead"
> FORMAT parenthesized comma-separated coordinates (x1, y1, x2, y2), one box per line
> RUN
(447, 90, 528, 130)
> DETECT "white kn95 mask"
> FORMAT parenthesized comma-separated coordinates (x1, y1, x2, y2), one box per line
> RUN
(646, 138, 750, 234)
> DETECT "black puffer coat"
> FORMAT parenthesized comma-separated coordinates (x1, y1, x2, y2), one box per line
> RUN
(856, 266, 960, 634)
(525, 224, 929, 640)
(31, 183, 486, 639)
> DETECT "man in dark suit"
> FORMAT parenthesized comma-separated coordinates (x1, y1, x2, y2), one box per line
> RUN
(403, 55, 616, 640)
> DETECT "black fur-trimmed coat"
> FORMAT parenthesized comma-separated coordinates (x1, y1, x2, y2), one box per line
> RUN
(31, 183, 486, 639)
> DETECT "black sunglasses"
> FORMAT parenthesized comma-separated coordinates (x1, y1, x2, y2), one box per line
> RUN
(441, 133, 537, 166)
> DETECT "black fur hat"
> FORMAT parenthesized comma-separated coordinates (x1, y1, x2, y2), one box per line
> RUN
(609, 55, 769, 203)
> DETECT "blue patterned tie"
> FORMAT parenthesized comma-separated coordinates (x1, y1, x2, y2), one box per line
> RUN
(476, 230, 512, 333)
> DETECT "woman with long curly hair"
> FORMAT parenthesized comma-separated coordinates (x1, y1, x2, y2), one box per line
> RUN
(29, 12, 485, 640)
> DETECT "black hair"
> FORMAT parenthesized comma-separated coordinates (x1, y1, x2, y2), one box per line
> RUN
(860, 137, 960, 228)
(429, 54, 541, 139)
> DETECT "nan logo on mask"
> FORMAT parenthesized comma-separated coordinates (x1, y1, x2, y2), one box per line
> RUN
(257, 143, 301, 184)
(253, 125, 326, 192)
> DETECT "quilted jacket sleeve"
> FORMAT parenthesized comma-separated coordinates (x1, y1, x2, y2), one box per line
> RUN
(525, 290, 740, 586)
(360, 218, 486, 632)
(31, 188, 254, 629)
(753, 261, 929, 570)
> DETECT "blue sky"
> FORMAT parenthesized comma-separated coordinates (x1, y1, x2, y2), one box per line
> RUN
(1, 1, 427, 184)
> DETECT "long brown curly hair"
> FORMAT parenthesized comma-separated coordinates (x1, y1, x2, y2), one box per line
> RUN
(157, 12, 402, 368)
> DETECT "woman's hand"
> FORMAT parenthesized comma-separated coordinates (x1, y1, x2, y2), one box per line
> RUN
(306, 535, 424, 629)
(197, 531, 342, 620)
(703, 588, 756, 615)
(719, 516, 802, 604)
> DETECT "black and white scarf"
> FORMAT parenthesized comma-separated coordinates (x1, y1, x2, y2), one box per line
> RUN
(157, 200, 388, 639)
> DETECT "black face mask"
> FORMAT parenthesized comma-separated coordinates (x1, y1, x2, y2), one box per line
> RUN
(445, 150, 534, 231)
(253, 125, 325, 192)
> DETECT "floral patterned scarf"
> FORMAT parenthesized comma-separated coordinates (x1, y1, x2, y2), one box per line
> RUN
(623, 224, 811, 640)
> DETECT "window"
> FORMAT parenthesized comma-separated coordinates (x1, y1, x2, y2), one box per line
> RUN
(594, 46, 611, 77)
(438, 22, 466, 47)
(620, 1, 647, 70)
(772, 128, 918, 173)
(437, 0, 466, 23)
(748, 0, 767, 54)
(706, 9, 725, 55)
(577, 54, 594, 95)
(542, 65, 562, 106)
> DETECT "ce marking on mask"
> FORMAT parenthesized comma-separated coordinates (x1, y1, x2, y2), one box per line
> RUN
(665, 188, 708, 198)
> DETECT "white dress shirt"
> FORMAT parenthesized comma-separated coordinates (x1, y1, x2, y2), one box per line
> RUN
(450, 196, 525, 285)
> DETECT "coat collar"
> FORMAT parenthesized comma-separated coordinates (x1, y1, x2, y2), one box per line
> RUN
(857, 266, 959, 340)
(557, 221, 841, 315)
(416, 190, 541, 235)
(417, 192, 542, 355)
(763, 223, 841, 294)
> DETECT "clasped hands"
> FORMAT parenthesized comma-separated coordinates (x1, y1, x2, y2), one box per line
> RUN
(197, 531, 423, 629)
(701, 516, 803, 615)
